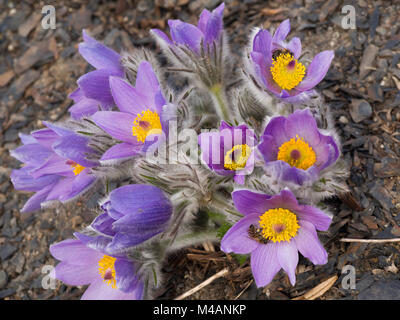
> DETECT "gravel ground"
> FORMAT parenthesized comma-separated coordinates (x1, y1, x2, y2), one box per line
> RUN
(0, 0, 399, 300)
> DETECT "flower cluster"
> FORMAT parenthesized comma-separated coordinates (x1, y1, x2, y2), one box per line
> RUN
(10, 3, 348, 299)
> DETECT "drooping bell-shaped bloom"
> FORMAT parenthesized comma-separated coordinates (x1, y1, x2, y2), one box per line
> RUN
(221, 188, 331, 287)
(50, 232, 143, 300)
(258, 108, 339, 185)
(10, 122, 99, 212)
(198, 121, 257, 184)
(249, 19, 334, 101)
(68, 30, 125, 119)
(151, 3, 225, 55)
(91, 61, 173, 162)
(91, 184, 172, 254)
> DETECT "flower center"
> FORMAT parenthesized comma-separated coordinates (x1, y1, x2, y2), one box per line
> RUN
(132, 109, 162, 143)
(259, 208, 299, 243)
(224, 144, 252, 171)
(98, 255, 117, 289)
(270, 52, 306, 90)
(277, 135, 316, 170)
(66, 160, 85, 175)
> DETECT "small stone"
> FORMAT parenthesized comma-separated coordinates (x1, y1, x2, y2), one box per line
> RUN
(359, 44, 379, 79)
(0, 288, 16, 299)
(0, 70, 15, 87)
(0, 244, 17, 261)
(358, 280, 400, 300)
(338, 115, 349, 124)
(18, 12, 41, 37)
(349, 99, 372, 123)
(0, 271, 7, 289)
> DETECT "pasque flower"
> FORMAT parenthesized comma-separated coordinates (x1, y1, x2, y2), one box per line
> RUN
(151, 2, 225, 55)
(258, 108, 339, 185)
(221, 188, 331, 287)
(69, 30, 124, 119)
(10, 122, 99, 212)
(198, 121, 257, 184)
(91, 61, 172, 162)
(249, 19, 334, 100)
(50, 232, 143, 300)
(91, 184, 173, 254)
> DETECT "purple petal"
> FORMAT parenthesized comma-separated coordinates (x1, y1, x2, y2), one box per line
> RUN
(20, 184, 55, 213)
(220, 214, 261, 254)
(203, 2, 224, 44)
(287, 37, 302, 59)
(29, 154, 73, 178)
(250, 51, 281, 95)
(295, 50, 334, 92)
(109, 76, 152, 115)
(232, 190, 272, 216)
(253, 29, 272, 63)
(78, 70, 116, 107)
(91, 213, 116, 236)
(150, 29, 173, 45)
(54, 261, 98, 286)
(79, 40, 123, 75)
(168, 20, 203, 53)
(100, 142, 141, 162)
(11, 167, 60, 191)
(197, 8, 211, 33)
(296, 205, 332, 231)
(10, 143, 52, 166)
(114, 259, 140, 293)
(50, 239, 103, 265)
(91, 111, 138, 144)
(250, 243, 281, 287)
(272, 19, 290, 45)
(81, 276, 141, 300)
(294, 220, 328, 265)
(59, 170, 96, 202)
(52, 134, 97, 168)
(68, 87, 84, 103)
(69, 98, 100, 120)
(276, 241, 298, 286)
(135, 61, 162, 108)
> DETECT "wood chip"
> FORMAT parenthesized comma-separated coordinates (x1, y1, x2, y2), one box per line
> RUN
(292, 275, 338, 300)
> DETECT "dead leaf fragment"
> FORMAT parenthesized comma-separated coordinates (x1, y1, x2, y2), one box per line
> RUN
(292, 275, 338, 300)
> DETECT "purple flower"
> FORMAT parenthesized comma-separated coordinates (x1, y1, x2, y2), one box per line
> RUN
(91, 61, 171, 162)
(151, 2, 225, 55)
(50, 232, 143, 300)
(69, 30, 124, 119)
(249, 19, 334, 100)
(91, 184, 172, 254)
(10, 122, 99, 212)
(258, 108, 339, 185)
(221, 188, 331, 287)
(198, 121, 257, 184)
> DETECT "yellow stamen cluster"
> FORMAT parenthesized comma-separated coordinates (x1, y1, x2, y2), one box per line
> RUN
(132, 109, 162, 143)
(270, 53, 306, 90)
(224, 144, 252, 171)
(98, 255, 117, 289)
(259, 208, 299, 243)
(71, 163, 85, 175)
(277, 135, 316, 170)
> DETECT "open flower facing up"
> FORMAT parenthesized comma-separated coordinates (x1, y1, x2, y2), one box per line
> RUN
(221, 188, 331, 287)
(10, 122, 99, 212)
(91, 184, 173, 254)
(258, 108, 339, 185)
(249, 19, 334, 101)
(91, 61, 172, 162)
(151, 3, 225, 56)
(198, 121, 257, 184)
(69, 30, 124, 119)
(50, 232, 143, 300)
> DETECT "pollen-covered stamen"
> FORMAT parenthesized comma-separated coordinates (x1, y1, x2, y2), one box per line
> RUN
(277, 135, 316, 170)
(98, 255, 117, 289)
(224, 144, 252, 171)
(132, 109, 162, 143)
(259, 208, 299, 243)
(270, 52, 306, 90)
(66, 160, 85, 175)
